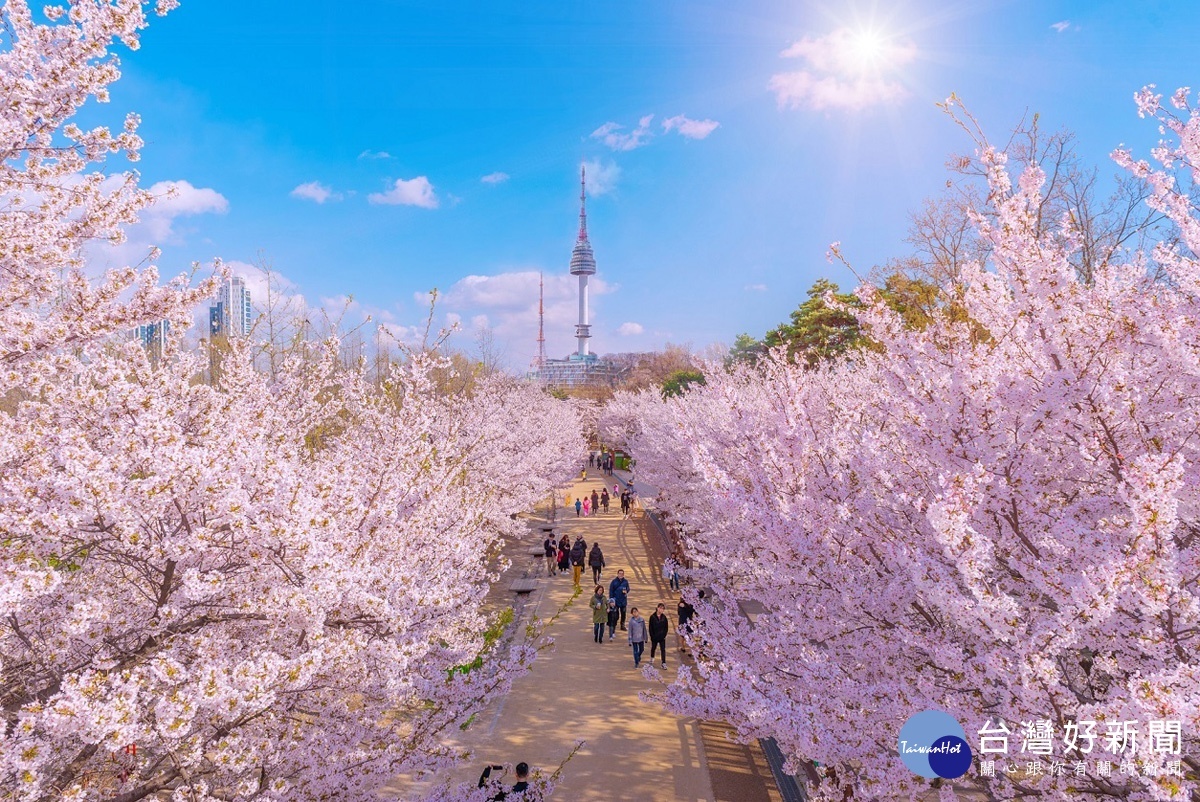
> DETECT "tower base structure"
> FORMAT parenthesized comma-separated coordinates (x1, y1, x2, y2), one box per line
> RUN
(532, 352, 623, 388)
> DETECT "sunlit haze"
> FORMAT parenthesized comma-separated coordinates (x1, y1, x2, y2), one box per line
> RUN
(80, 0, 1200, 369)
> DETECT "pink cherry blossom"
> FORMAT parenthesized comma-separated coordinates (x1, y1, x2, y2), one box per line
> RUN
(602, 88, 1200, 800)
(0, 5, 580, 799)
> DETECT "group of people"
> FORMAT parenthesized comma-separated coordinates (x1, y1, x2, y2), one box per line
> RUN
(567, 485, 638, 517)
(583, 569, 681, 669)
(588, 451, 617, 476)
(544, 531, 614, 588)
(571, 487, 610, 517)
(590, 588, 672, 669)
(545, 532, 583, 584)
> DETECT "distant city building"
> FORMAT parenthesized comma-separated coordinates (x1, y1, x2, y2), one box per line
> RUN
(210, 275, 253, 338)
(532, 166, 622, 388)
(132, 319, 170, 360)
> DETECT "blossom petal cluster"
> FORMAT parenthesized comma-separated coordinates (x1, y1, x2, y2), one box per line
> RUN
(0, 3, 583, 799)
(602, 89, 1200, 800)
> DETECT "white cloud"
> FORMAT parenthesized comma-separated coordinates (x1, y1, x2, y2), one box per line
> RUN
(1050, 20, 1072, 32)
(662, 115, 720, 140)
(744, 283, 767, 292)
(481, 171, 510, 184)
(85, 179, 228, 270)
(771, 28, 918, 111)
(358, 149, 392, 160)
(617, 322, 644, 336)
(290, 181, 341, 204)
(369, 176, 439, 208)
(378, 321, 424, 346)
(581, 159, 620, 196)
(591, 114, 655, 151)
(147, 180, 228, 224)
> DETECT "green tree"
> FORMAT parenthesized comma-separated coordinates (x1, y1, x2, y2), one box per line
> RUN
(763, 279, 865, 367)
(661, 369, 706, 399)
(725, 332, 766, 368)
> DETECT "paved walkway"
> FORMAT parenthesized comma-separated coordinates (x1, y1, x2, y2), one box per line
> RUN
(385, 467, 782, 801)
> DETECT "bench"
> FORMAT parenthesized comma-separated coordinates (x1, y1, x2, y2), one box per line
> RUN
(509, 578, 540, 594)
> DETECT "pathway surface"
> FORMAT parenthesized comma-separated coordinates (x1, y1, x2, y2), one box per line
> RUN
(385, 466, 782, 801)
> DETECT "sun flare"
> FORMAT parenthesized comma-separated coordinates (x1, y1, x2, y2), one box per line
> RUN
(843, 28, 888, 74)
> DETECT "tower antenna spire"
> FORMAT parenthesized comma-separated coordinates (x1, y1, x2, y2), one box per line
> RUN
(536, 271, 546, 370)
(578, 164, 588, 241)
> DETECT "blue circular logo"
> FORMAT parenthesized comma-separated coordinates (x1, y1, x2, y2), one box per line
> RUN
(899, 710, 973, 779)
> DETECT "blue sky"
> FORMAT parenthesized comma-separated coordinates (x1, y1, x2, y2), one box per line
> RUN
(85, 0, 1200, 368)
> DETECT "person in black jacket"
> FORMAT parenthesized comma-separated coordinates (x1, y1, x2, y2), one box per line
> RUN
(588, 542, 605, 584)
(557, 533, 570, 574)
(570, 536, 587, 588)
(606, 598, 619, 641)
(677, 596, 694, 652)
(478, 761, 531, 800)
(648, 602, 670, 668)
(511, 762, 530, 793)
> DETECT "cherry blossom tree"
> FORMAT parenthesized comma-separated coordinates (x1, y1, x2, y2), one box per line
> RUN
(603, 90, 1200, 800)
(0, 0, 209, 389)
(1, 3, 583, 799)
(3, 339, 580, 800)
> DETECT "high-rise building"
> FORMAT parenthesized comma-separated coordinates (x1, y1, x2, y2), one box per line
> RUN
(533, 167, 622, 388)
(132, 319, 170, 361)
(210, 276, 253, 338)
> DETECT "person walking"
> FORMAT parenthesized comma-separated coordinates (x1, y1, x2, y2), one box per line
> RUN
(606, 598, 619, 641)
(570, 536, 587, 588)
(543, 532, 557, 577)
(590, 489, 599, 515)
(677, 595, 694, 652)
(582, 496, 591, 517)
(648, 603, 670, 668)
(588, 453, 595, 468)
(600, 489, 609, 514)
(589, 585, 609, 643)
(588, 542, 605, 585)
(619, 490, 629, 516)
(608, 569, 630, 630)
(662, 556, 680, 591)
(557, 533, 570, 575)
(574, 497, 582, 517)
(627, 607, 647, 667)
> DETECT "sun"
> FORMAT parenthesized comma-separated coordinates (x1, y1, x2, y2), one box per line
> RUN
(842, 28, 888, 74)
